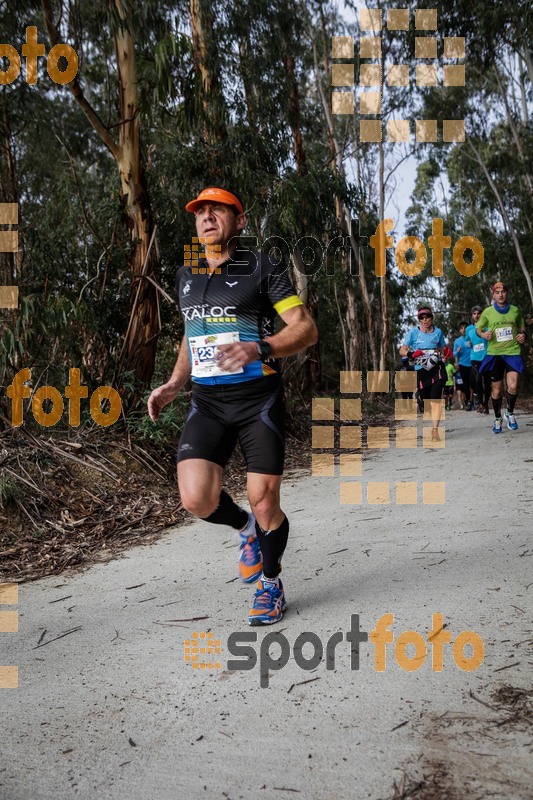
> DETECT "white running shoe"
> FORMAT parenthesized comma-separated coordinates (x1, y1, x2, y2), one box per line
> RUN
(505, 411, 518, 431)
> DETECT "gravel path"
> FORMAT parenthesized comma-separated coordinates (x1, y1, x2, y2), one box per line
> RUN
(2, 408, 532, 799)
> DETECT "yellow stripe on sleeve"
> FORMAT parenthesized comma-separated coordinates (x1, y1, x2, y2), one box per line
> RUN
(273, 295, 304, 316)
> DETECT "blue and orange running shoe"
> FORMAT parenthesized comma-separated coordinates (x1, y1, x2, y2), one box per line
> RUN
(248, 577, 287, 626)
(238, 518, 262, 583)
(492, 417, 502, 434)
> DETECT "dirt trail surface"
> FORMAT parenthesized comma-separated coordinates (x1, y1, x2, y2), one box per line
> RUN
(2, 409, 532, 800)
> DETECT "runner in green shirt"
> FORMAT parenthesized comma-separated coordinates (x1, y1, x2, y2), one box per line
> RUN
(477, 282, 526, 433)
(443, 348, 455, 411)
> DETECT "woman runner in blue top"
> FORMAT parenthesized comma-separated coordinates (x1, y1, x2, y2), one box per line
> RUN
(399, 306, 446, 441)
(465, 305, 490, 414)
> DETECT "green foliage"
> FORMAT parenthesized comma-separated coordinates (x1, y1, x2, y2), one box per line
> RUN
(1, 0, 531, 433)
(0, 475, 22, 510)
(127, 395, 189, 447)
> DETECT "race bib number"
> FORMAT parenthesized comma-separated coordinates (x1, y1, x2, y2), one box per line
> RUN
(495, 326, 513, 342)
(473, 343, 485, 353)
(189, 331, 244, 378)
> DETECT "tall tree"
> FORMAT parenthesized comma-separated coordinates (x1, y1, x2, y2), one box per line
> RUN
(42, 0, 160, 395)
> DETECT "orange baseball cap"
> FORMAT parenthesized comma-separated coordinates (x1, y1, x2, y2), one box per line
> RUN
(491, 281, 507, 293)
(185, 187, 244, 214)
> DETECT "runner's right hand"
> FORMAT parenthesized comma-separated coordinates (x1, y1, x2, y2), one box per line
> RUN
(147, 383, 180, 421)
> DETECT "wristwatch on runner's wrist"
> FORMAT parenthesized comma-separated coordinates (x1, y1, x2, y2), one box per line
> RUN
(256, 340, 273, 360)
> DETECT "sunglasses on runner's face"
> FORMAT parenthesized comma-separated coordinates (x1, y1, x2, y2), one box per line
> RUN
(418, 313, 432, 320)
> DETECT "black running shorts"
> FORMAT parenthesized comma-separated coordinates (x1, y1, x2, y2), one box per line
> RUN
(459, 365, 471, 393)
(177, 375, 285, 475)
(488, 355, 519, 382)
(416, 364, 445, 400)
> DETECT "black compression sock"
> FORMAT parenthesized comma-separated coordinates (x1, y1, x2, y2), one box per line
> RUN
(255, 516, 289, 579)
(201, 490, 248, 529)
(506, 393, 518, 414)
(492, 397, 502, 418)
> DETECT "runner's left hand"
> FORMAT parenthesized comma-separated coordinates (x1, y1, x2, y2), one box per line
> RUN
(516, 332, 526, 344)
(215, 342, 259, 371)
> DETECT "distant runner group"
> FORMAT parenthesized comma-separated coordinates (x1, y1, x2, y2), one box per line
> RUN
(400, 282, 527, 436)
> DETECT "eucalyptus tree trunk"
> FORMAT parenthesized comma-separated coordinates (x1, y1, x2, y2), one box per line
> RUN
(378, 140, 389, 372)
(310, 17, 366, 371)
(42, 0, 159, 396)
(0, 97, 22, 287)
(189, 0, 228, 146)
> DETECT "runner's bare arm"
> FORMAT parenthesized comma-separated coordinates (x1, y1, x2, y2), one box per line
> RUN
(266, 304, 318, 357)
(147, 339, 191, 421)
(476, 326, 492, 340)
(214, 305, 318, 371)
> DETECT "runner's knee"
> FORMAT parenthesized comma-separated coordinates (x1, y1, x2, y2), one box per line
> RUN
(250, 494, 279, 520)
(180, 489, 219, 518)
